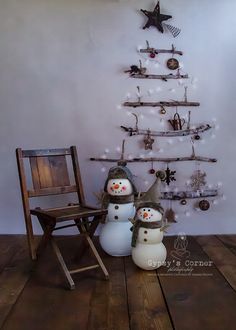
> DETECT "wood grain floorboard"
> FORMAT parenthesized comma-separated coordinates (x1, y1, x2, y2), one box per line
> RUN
(1, 236, 104, 330)
(0, 236, 25, 273)
(157, 236, 236, 330)
(196, 235, 236, 291)
(0, 236, 32, 329)
(217, 235, 236, 256)
(124, 255, 173, 330)
(87, 248, 130, 330)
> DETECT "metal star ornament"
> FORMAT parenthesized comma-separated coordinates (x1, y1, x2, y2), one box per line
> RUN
(140, 2, 181, 37)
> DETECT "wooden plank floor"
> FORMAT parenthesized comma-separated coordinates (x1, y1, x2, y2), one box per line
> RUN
(0, 235, 236, 330)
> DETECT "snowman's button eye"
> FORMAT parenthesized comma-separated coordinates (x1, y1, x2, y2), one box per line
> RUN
(143, 209, 146, 211)
(119, 182, 122, 184)
(148, 209, 150, 212)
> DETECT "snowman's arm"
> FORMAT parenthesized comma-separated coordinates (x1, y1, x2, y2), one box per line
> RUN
(128, 217, 135, 224)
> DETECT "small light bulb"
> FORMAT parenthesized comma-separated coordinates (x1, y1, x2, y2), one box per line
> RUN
(208, 184, 213, 189)
(101, 167, 106, 173)
(101, 154, 107, 159)
(185, 211, 191, 217)
(144, 180, 149, 186)
(116, 146, 121, 152)
(128, 154, 133, 160)
(175, 214, 179, 219)
(217, 181, 223, 187)
(104, 148, 110, 154)
(186, 180, 191, 186)
(126, 93, 131, 99)
(213, 199, 218, 205)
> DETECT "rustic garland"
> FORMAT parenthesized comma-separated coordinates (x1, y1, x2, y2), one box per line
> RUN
(120, 124, 211, 137)
(123, 101, 200, 107)
(90, 155, 217, 163)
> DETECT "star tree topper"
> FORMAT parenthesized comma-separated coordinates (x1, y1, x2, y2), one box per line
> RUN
(140, 2, 181, 37)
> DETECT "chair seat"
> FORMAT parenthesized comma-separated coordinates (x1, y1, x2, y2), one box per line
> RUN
(31, 205, 107, 222)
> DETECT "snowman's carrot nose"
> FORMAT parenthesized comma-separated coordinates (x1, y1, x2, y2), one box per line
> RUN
(114, 184, 120, 190)
(143, 212, 149, 218)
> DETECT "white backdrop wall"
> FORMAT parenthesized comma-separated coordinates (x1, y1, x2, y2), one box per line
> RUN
(0, 0, 235, 235)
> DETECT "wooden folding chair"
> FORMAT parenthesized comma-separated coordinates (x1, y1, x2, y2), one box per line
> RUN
(16, 146, 109, 289)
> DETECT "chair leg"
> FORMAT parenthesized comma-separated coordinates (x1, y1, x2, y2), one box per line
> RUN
(50, 238, 75, 290)
(85, 235, 109, 280)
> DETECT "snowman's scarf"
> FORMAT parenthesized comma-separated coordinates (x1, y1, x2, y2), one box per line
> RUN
(131, 220, 162, 247)
(109, 195, 134, 204)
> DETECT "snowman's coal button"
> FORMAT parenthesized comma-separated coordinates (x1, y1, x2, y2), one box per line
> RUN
(114, 205, 119, 210)
(114, 216, 119, 220)
(144, 230, 148, 234)
(144, 238, 147, 242)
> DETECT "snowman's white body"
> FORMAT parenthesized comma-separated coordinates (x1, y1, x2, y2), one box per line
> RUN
(99, 178, 135, 256)
(131, 207, 167, 270)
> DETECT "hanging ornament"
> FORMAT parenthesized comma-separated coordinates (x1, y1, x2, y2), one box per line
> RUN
(140, 1, 181, 37)
(168, 109, 185, 130)
(190, 170, 207, 191)
(124, 60, 146, 75)
(167, 58, 179, 70)
(194, 135, 201, 140)
(143, 129, 155, 150)
(199, 199, 210, 211)
(160, 106, 166, 115)
(165, 200, 177, 223)
(149, 161, 156, 174)
(180, 199, 187, 205)
(164, 165, 176, 186)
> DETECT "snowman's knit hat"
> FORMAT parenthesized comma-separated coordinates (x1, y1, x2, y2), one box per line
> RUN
(135, 171, 165, 214)
(104, 165, 137, 194)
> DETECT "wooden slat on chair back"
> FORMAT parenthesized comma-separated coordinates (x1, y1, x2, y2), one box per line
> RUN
(17, 147, 85, 202)
(30, 156, 70, 189)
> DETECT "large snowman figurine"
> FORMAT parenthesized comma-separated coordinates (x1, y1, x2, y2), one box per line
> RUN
(99, 164, 137, 256)
(131, 171, 167, 270)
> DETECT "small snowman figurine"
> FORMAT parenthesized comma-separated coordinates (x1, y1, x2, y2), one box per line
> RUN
(99, 163, 137, 256)
(131, 171, 167, 270)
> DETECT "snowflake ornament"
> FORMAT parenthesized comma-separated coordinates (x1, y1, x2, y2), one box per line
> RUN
(190, 170, 207, 191)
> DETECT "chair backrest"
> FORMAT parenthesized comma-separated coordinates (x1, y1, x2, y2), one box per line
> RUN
(16, 146, 85, 205)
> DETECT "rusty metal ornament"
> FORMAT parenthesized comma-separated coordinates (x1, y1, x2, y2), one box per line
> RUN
(167, 58, 179, 70)
(168, 112, 185, 130)
(143, 130, 155, 150)
(160, 106, 166, 115)
(199, 199, 210, 211)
